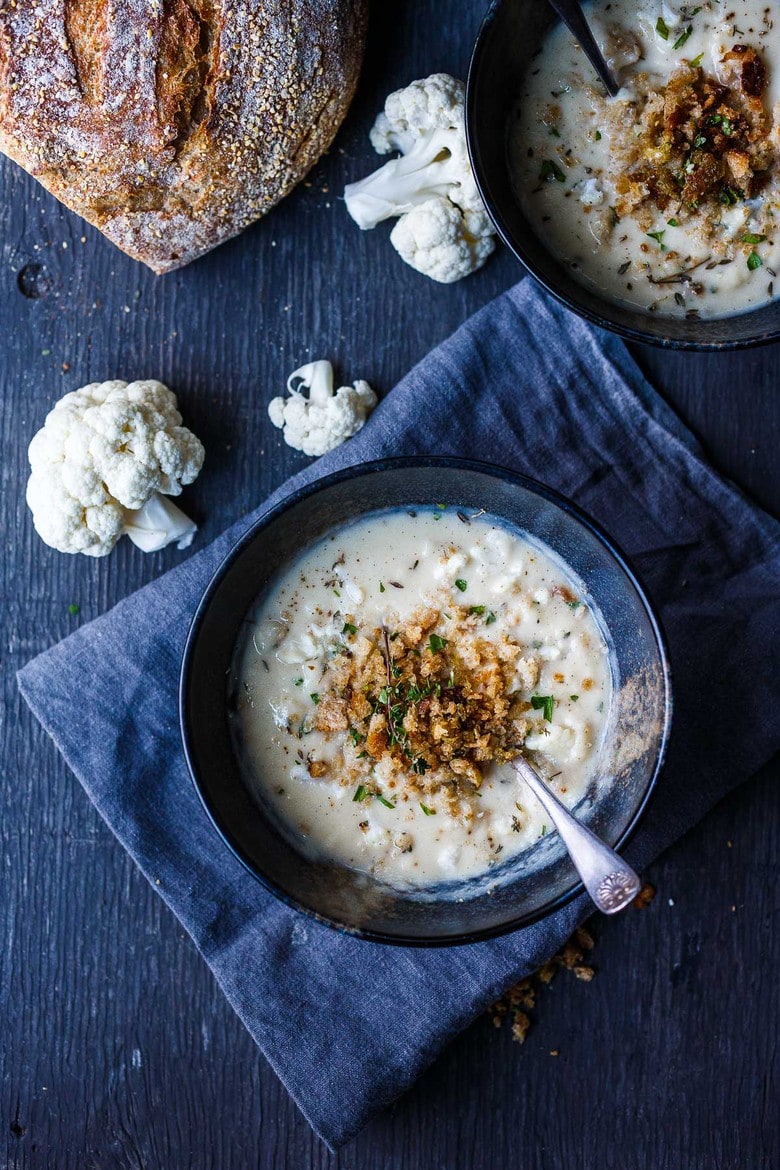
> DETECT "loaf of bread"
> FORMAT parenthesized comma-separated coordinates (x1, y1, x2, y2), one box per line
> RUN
(0, 0, 367, 272)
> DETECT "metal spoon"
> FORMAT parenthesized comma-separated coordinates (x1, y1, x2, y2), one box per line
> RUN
(546, 0, 620, 97)
(513, 755, 641, 914)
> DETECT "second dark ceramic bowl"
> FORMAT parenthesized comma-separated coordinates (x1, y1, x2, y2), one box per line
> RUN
(180, 458, 672, 945)
(466, 0, 780, 350)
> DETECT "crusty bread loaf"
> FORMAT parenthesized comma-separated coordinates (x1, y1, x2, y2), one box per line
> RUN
(0, 0, 367, 272)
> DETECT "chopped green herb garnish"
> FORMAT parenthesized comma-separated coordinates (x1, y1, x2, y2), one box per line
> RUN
(655, 16, 669, 39)
(333, 588, 341, 597)
(375, 793, 396, 809)
(690, 51, 704, 67)
(720, 185, 739, 206)
(673, 25, 692, 50)
(743, 233, 766, 245)
(692, 134, 707, 149)
(420, 803, 436, 816)
(349, 728, 364, 746)
(377, 686, 389, 705)
(428, 633, 448, 653)
(311, 693, 320, 705)
(469, 605, 486, 616)
(539, 158, 566, 183)
(570, 694, 579, 702)
(647, 230, 666, 247)
(412, 758, 429, 775)
(667, 217, 679, 227)
(435, 502, 447, 510)
(293, 678, 304, 687)
(379, 581, 385, 592)
(342, 621, 358, 636)
(485, 611, 497, 625)
(540, 824, 548, 837)
(454, 579, 468, 592)
(747, 251, 763, 271)
(550, 126, 561, 138)
(566, 599, 582, 610)
(67, 603, 80, 615)
(531, 694, 555, 722)
(594, 130, 602, 141)
(710, 113, 734, 136)
(352, 784, 367, 802)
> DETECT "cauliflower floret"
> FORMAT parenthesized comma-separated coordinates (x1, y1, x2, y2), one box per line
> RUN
(268, 360, 378, 457)
(525, 721, 591, 764)
(344, 73, 495, 282)
(390, 198, 495, 283)
(26, 379, 204, 557)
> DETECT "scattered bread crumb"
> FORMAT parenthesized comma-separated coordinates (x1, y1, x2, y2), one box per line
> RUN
(633, 882, 656, 909)
(490, 924, 597, 1043)
(489, 898, 654, 1043)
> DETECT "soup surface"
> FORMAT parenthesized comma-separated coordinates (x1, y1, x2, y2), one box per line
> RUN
(232, 508, 612, 889)
(510, 0, 779, 318)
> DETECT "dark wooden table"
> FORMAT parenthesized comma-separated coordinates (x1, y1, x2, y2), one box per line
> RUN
(2, 4, 777, 1168)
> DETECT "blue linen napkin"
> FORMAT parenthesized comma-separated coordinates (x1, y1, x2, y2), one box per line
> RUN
(18, 281, 780, 1149)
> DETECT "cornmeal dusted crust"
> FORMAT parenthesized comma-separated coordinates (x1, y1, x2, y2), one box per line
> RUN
(0, 0, 367, 272)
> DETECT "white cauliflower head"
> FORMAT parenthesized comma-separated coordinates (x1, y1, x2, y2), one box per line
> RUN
(343, 73, 495, 282)
(268, 361, 378, 458)
(26, 379, 205, 556)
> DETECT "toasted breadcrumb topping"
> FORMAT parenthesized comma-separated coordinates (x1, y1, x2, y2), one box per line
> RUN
(611, 47, 773, 226)
(308, 604, 539, 810)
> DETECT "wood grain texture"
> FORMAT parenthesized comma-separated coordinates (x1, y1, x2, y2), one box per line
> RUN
(0, 3, 777, 1168)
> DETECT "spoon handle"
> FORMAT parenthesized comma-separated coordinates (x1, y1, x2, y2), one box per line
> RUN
(546, 0, 620, 97)
(513, 756, 641, 914)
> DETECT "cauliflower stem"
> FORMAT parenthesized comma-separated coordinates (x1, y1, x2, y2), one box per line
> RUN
(344, 130, 468, 229)
(123, 493, 197, 553)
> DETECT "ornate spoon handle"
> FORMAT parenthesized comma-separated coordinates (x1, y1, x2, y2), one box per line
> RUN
(513, 756, 641, 914)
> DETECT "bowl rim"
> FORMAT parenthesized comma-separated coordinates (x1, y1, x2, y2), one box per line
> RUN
(465, 0, 780, 353)
(179, 455, 673, 946)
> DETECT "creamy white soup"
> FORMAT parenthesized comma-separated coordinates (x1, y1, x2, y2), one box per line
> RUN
(232, 508, 612, 890)
(511, 0, 779, 318)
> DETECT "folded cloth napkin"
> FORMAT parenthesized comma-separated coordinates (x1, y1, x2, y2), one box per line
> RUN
(18, 281, 780, 1149)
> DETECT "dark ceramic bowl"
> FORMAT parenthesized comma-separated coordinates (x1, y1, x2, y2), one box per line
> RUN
(180, 458, 672, 945)
(466, 0, 780, 350)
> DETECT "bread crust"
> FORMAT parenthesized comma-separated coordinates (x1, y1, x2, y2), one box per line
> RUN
(0, 0, 367, 272)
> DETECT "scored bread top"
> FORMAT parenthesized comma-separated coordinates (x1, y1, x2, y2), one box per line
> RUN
(0, 0, 367, 271)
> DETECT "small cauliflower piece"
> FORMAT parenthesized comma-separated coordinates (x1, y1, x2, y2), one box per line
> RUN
(390, 198, 495, 283)
(268, 360, 377, 457)
(26, 379, 204, 557)
(343, 73, 495, 282)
